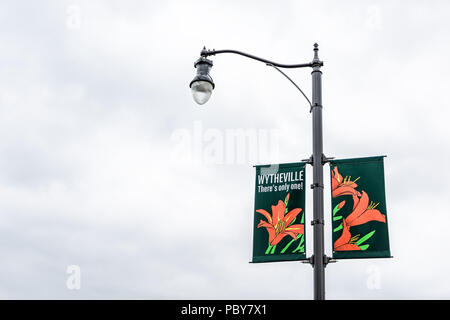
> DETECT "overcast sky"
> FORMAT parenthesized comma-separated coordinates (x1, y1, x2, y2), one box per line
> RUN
(0, 0, 449, 299)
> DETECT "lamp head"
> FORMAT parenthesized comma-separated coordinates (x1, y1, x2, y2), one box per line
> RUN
(190, 56, 214, 105)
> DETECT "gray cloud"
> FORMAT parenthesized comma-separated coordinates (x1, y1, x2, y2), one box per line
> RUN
(0, 0, 449, 299)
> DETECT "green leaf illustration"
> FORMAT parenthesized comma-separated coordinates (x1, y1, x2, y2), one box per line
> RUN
(333, 223, 343, 232)
(356, 230, 376, 246)
(333, 215, 343, 221)
(281, 233, 302, 254)
(332, 203, 342, 216)
(292, 235, 304, 253)
(270, 245, 277, 254)
(293, 245, 304, 253)
(359, 244, 370, 251)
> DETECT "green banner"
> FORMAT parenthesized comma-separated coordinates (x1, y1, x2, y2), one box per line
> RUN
(252, 162, 306, 263)
(330, 156, 391, 259)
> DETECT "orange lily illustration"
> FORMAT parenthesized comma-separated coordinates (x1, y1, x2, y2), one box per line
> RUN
(334, 220, 361, 251)
(345, 191, 386, 227)
(331, 166, 361, 209)
(256, 196, 304, 246)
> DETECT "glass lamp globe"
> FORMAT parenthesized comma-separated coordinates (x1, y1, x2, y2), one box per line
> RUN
(191, 80, 213, 105)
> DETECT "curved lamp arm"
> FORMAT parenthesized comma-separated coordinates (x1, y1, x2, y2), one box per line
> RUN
(201, 48, 323, 69)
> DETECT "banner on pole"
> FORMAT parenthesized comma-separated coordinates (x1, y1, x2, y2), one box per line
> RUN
(252, 162, 306, 263)
(330, 156, 391, 259)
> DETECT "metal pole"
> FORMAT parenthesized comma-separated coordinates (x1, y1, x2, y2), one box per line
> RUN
(311, 43, 325, 300)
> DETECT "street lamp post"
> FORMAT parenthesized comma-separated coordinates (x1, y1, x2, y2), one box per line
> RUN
(190, 43, 328, 300)
(310, 44, 326, 300)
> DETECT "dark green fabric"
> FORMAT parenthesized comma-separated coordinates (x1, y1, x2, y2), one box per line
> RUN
(252, 162, 307, 263)
(330, 156, 391, 259)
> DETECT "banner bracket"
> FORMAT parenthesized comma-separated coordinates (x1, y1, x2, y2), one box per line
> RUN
(301, 155, 313, 165)
(324, 256, 337, 267)
(302, 255, 314, 266)
(301, 154, 334, 165)
(303, 255, 336, 267)
(311, 219, 324, 225)
(322, 154, 334, 164)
